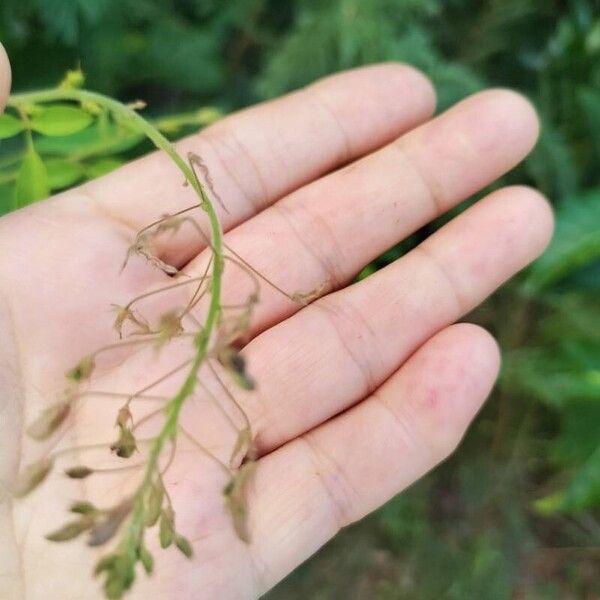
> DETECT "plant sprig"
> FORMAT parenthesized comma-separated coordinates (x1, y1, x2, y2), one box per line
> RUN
(6, 72, 250, 599)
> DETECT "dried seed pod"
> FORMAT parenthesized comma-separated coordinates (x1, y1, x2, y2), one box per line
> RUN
(66, 355, 95, 382)
(88, 499, 133, 547)
(112, 305, 151, 339)
(116, 405, 133, 429)
(14, 457, 53, 497)
(46, 518, 92, 542)
(230, 426, 253, 466)
(156, 310, 183, 344)
(223, 461, 256, 543)
(70, 501, 99, 515)
(65, 466, 94, 479)
(27, 401, 70, 440)
(110, 425, 137, 459)
(218, 348, 255, 391)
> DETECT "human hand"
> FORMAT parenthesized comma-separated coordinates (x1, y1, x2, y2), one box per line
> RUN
(0, 45, 553, 600)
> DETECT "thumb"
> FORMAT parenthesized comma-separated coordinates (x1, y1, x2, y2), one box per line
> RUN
(0, 42, 12, 112)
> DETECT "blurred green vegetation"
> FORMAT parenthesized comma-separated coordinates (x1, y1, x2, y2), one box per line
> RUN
(1, 0, 599, 598)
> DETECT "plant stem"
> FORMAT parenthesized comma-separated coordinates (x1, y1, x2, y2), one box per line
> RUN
(10, 87, 225, 564)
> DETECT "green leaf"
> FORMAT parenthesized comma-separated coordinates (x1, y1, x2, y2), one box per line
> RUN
(30, 105, 93, 137)
(536, 444, 600, 514)
(0, 113, 25, 139)
(46, 159, 84, 190)
(84, 158, 124, 179)
(14, 149, 51, 208)
(35, 122, 143, 158)
(524, 189, 600, 292)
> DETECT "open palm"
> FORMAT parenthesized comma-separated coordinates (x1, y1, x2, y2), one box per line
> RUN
(0, 46, 553, 600)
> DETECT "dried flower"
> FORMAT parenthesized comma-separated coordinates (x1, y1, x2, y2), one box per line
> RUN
(112, 305, 151, 339)
(218, 348, 255, 391)
(230, 426, 254, 466)
(223, 461, 256, 543)
(110, 425, 137, 459)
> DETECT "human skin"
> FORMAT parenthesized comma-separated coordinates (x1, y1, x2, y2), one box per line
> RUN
(0, 45, 553, 599)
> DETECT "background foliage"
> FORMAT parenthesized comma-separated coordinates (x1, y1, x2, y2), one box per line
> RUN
(1, 0, 599, 598)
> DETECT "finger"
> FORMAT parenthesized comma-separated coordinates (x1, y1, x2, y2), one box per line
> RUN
(81, 64, 435, 263)
(248, 323, 500, 593)
(184, 89, 540, 332)
(0, 43, 11, 112)
(241, 185, 553, 453)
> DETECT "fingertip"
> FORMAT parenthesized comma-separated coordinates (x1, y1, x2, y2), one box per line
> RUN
(0, 42, 11, 112)
(496, 185, 555, 261)
(376, 62, 437, 117)
(476, 88, 540, 153)
(312, 62, 437, 152)
(449, 322, 501, 384)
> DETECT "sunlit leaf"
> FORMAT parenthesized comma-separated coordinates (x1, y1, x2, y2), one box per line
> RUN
(0, 113, 25, 139)
(14, 148, 50, 208)
(35, 122, 144, 157)
(536, 444, 600, 514)
(85, 158, 123, 179)
(46, 159, 84, 190)
(30, 105, 93, 137)
(524, 189, 600, 292)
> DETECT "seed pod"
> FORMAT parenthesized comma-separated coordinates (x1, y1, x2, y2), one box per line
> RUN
(46, 518, 92, 542)
(175, 535, 193, 559)
(88, 499, 133, 547)
(94, 554, 119, 576)
(110, 425, 137, 459)
(223, 461, 256, 543)
(65, 465, 94, 479)
(229, 426, 253, 466)
(66, 355, 95, 382)
(14, 457, 53, 497)
(138, 546, 154, 575)
(27, 402, 70, 440)
(144, 482, 163, 527)
(159, 508, 174, 549)
(218, 348, 255, 391)
(116, 405, 133, 429)
(70, 501, 99, 515)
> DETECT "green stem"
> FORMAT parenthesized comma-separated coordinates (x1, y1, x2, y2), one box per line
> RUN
(9, 87, 224, 561)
